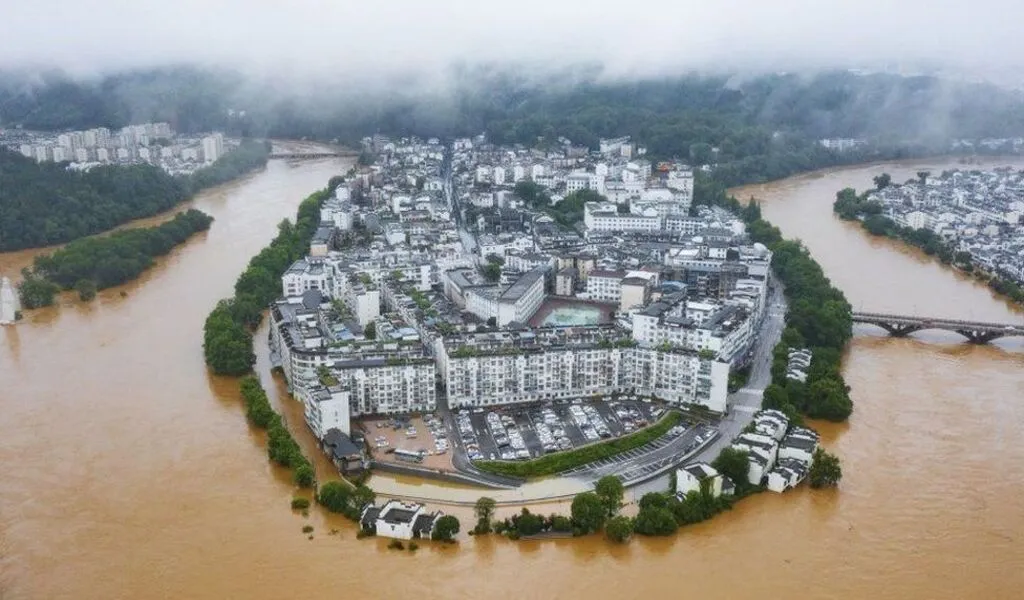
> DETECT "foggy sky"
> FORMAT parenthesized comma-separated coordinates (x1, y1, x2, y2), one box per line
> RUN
(2, 0, 1023, 81)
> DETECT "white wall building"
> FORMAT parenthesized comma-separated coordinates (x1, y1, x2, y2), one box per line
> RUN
(438, 329, 729, 412)
(302, 385, 351, 438)
(365, 500, 442, 540)
(586, 270, 626, 303)
(676, 463, 734, 498)
(584, 202, 660, 234)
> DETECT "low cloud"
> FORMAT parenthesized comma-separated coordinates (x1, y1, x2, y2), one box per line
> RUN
(2, 0, 1023, 83)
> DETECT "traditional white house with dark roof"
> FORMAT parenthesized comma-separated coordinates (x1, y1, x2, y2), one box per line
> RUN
(767, 457, 810, 493)
(675, 462, 735, 498)
(732, 432, 779, 485)
(361, 499, 444, 540)
(779, 427, 819, 464)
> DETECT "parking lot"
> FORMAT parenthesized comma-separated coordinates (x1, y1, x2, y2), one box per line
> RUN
(453, 398, 667, 463)
(360, 414, 452, 470)
(563, 422, 719, 484)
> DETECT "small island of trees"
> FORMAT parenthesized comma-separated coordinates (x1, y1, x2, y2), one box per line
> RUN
(19, 209, 214, 307)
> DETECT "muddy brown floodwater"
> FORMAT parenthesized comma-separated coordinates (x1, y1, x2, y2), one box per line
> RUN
(2, 157, 1024, 599)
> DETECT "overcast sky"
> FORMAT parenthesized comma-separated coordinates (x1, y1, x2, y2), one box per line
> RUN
(2, 0, 1022, 81)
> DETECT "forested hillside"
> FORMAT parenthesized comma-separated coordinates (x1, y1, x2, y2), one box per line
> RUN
(0, 140, 268, 252)
(0, 149, 189, 251)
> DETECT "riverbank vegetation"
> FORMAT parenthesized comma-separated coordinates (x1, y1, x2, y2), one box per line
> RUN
(696, 183, 854, 422)
(809, 449, 843, 489)
(37, 208, 211, 288)
(202, 186, 332, 375)
(316, 480, 376, 521)
(833, 182, 1024, 307)
(18, 209, 214, 307)
(482, 460, 752, 543)
(0, 141, 267, 253)
(474, 411, 683, 478)
(239, 376, 314, 487)
(189, 139, 270, 189)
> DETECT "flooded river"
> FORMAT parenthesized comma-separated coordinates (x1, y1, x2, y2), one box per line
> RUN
(2, 157, 1023, 599)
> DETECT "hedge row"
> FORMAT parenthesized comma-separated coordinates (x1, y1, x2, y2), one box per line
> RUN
(474, 411, 683, 478)
(239, 375, 314, 488)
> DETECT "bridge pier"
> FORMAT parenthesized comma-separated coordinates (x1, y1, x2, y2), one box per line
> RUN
(852, 311, 1023, 345)
(879, 323, 921, 337)
(959, 330, 1000, 344)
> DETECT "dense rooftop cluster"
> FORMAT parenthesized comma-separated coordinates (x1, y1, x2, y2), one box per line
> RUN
(866, 169, 1024, 282)
(268, 135, 776, 461)
(0, 122, 234, 175)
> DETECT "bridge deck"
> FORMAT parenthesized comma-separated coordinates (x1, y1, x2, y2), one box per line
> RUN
(852, 311, 1024, 332)
(851, 311, 1024, 342)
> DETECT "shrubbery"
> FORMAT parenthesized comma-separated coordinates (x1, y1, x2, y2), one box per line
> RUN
(236, 376, 314, 488)
(317, 480, 376, 522)
(201, 188, 331, 374)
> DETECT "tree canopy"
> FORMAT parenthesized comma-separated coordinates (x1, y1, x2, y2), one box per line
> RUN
(605, 516, 633, 544)
(432, 515, 461, 542)
(809, 449, 843, 489)
(594, 475, 625, 516)
(712, 447, 751, 491)
(570, 492, 607, 535)
(0, 141, 266, 253)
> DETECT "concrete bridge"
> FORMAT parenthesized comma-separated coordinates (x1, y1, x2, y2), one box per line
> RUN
(268, 151, 356, 160)
(852, 311, 1024, 344)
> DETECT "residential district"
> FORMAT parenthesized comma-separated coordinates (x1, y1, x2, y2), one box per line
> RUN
(869, 168, 1024, 283)
(0, 122, 234, 175)
(264, 135, 822, 536)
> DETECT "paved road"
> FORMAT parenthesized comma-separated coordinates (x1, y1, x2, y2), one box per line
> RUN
(696, 281, 787, 460)
(631, 281, 788, 498)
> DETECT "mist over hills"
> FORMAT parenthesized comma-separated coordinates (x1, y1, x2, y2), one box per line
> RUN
(4, 65, 1024, 152)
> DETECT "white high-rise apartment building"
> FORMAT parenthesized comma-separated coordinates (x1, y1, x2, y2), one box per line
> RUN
(201, 133, 224, 163)
(437, 328, 729, 412)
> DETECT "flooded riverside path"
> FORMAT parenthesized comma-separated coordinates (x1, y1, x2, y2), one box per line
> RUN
(2, 156, 1024, 599)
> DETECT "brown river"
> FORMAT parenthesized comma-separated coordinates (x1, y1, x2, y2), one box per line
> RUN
(2, 157, 1023, 599)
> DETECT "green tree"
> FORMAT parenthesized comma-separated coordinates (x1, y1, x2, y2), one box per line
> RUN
(873, 173, 892, 190)
(638, 492, 668, 511)
(633, 506, 678, 536)
(513, 180, 550, 207)
(689, 142, 715, 165)
(804, 377, 853, 421)
(594, 475, 625, 516)
(75, 279, 97, 301)
(203, 301, 255, 375)
(762, 383, 789, 411)
(474, 497, 497, 523)
(917, 170, 930, 184)
(483, 262, 502, 282)
(712, 447, 750, 490)
(363, 321, 376, 340)
(512, 508, 545, 536)
(293, 463, 315, 488)
(17, 274, 59, 309)
(809, 448, 842, 488)
(317, 481, 353, 513)
(570, 492, 607, 534)
(351, 484, 376, 509)
(605, 515, 633, 543)
(432, 515, 460, 542)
